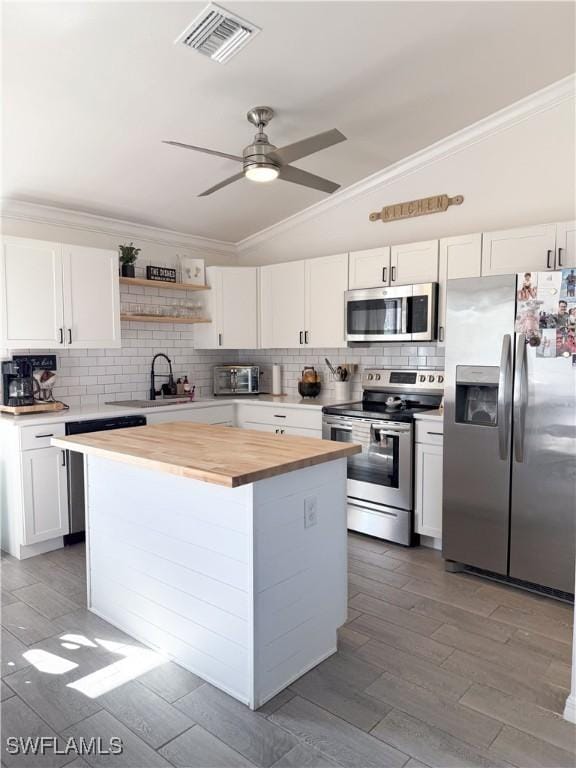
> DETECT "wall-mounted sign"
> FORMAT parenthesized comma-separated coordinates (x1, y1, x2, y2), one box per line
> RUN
(369, 194, 464, 223)
(146, 266, 177, 283)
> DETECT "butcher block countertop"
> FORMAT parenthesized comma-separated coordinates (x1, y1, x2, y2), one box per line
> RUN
(52, 422, 361, 488)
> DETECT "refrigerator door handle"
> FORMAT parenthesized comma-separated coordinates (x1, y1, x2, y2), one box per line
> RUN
(513, 334, 527, 463)
(497, 334, 512, 460)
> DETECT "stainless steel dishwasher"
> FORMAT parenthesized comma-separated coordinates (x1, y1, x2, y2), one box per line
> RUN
(64, 415, 146, 544)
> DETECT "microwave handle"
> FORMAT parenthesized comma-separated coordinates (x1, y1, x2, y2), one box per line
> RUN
(401, 297, 409, 335)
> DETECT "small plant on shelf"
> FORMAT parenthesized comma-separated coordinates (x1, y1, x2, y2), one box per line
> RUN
(118, 242, 141, 277)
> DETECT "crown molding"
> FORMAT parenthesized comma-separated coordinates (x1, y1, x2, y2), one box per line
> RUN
(0, 199, 236, 257)
(237, 73, 576, 253)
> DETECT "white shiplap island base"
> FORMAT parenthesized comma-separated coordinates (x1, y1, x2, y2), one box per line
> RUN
(53, 423, 359, 709)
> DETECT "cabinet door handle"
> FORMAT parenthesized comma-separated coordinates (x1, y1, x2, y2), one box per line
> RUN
(59, 328, 64, 344)
(299, 331, 304, 345)
(391, 266, 396, 282)
(273, 414, 287, 419)
(557, 247, 564, 268)
(218, 333, 222, 346)
(68, 328, 72, 344)
(36, 433, 54, 438)
(382, 267, 387, 283)
(546, 249, 553, 269)
(61, 450, 67, 467)
(427, 431, 444, 436)
(439, 326, 445, 342)
(305, 330, 309, 344)
(274, 428, 279, 434)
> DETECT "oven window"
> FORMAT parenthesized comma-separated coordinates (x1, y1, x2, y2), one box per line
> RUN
(347, 427, 399, 488)
(347, 298, 403, 335)
(234, 368, 252, 392)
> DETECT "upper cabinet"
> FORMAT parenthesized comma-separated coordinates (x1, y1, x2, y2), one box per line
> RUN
(1, 237, 120, 349)
(62, 245, 120, 348)
(305, 253, 348, 348)
(349, 241, 438, 289)
(260, 253, 348, 349)
(348, 247, 390, 289)
(260, 260, 307, 348)
(438, 233, 482, 345)
(481, 224, 557, 275)
(195, 267, 259, 350)
(556, 221, 576, 268)
(390, 240, 439, 285)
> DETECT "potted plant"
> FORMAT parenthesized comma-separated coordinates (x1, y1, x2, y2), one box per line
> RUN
(118, 242, 141, 278)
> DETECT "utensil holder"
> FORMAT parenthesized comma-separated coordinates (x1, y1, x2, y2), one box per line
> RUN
(334, 381, 351, 401)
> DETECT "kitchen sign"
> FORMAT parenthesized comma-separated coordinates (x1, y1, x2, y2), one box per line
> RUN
(146, 265, 177, 283)
(369, 194, 464, 223)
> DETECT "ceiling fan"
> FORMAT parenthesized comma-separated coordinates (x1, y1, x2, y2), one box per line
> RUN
(162, 106, 346, 197)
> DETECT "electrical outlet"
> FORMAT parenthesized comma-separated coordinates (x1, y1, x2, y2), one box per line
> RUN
(304, 496, 318, 528)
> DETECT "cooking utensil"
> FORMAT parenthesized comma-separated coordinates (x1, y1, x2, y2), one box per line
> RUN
(325, 358, 337, 376)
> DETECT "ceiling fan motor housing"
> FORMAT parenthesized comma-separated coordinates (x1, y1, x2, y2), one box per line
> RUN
(243, 107, 278, 173)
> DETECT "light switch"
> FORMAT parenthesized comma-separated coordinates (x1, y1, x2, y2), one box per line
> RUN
(304, 496, 318, 528)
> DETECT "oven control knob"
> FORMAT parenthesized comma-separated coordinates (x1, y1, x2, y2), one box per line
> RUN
(419, 375, 426, 382)
(367, 374, 374, 380)
(375, 374, 381, 381)
(438, 375, 444, 383)
(428, 375, 435, 382)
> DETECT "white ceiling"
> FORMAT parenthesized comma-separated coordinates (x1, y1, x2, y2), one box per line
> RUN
(3, 1, 575, 242)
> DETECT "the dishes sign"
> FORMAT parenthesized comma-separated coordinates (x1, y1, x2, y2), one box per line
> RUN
(146, 266, 177, 283)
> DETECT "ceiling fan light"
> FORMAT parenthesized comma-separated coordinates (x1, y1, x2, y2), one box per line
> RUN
(245, 165, 279, 183)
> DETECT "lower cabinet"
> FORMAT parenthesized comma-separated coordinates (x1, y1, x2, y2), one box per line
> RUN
(22, 447, 69, 544)
(414, 424, 443, 539)
(145, 405, 235, 426)
(243, 421, 321, 438)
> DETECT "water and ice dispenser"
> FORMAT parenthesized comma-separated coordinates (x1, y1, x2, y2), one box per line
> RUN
(455, 366, 499, 426)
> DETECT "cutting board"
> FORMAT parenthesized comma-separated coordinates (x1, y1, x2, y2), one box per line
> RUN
(0, 402, 68, 415)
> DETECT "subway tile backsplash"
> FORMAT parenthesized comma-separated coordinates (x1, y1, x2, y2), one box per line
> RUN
(8, 285, 444, 408)
(238, 345, 445, 400)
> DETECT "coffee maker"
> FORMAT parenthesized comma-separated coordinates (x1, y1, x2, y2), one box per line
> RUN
(2, 358, 35, 407)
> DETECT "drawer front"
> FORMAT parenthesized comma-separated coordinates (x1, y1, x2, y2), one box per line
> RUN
(238, 404, 321, 431)
(21, 422, 65, 451)
(243, 421, 322, 439)
(415, 420, 444, 446)
(146, 405, 234, 426)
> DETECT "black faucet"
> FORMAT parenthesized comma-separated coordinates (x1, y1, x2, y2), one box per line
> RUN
(150, 353, 175, 400)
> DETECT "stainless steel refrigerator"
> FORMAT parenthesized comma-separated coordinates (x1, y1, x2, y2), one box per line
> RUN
(443, 272, 575, 595)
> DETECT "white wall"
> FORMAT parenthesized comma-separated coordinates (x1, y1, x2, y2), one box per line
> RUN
(236, 97, 576, 265)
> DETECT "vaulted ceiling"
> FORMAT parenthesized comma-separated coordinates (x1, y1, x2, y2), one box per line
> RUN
(3, 1, 575, 241)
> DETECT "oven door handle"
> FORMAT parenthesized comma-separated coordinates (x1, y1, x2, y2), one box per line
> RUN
(375, 428, 410, 438)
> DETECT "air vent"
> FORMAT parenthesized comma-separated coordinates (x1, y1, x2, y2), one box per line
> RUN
(176, 3, 260, 64)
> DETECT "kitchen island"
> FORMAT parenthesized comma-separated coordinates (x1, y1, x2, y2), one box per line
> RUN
(52, 422, 360, 709)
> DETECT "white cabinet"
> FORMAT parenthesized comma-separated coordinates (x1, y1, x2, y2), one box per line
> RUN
(438, 233, 482, 345)
(236, 403, 322, 437)
(556, 221, 576, 268)
(348, 242, 438, 289)
(348, 247, 391, 289)
(0, 236, 120, 349)
(22, 447, 69, 544)
(260, 260, 306, 348)
(62, 244, 120, 348)
(305, 253, 348, 348)
(481, 224, 557, 275)
(390, 240, 439, 285)
(414, 421, 444, 540)
(1, 237, 64, 347)
(145, 404, 235, 426)
(195, 267, 259, 350)
(260, 254, 348, 349)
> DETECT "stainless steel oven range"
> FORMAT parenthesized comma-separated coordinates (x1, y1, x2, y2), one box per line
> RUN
(322, 369, 444, 545)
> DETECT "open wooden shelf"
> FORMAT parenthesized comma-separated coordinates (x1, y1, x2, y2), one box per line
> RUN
(120, 277, 209, 291)
(120, 314, 210, 324)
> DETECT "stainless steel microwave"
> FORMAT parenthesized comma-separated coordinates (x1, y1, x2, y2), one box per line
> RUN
(346, 283, 438, 343)
(214, 365, 261, 396)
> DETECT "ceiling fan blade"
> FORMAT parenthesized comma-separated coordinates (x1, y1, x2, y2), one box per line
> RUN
(198, 172, 245, 197)
(278, 165, 340, 194)
(268, 129, 346, 165)
(162, 141, 243, 163)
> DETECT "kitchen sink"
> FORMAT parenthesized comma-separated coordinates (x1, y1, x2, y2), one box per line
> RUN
(106, 399, 192, 408)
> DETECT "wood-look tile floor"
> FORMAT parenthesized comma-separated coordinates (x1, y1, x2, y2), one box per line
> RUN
(1, 536, 574, 767)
